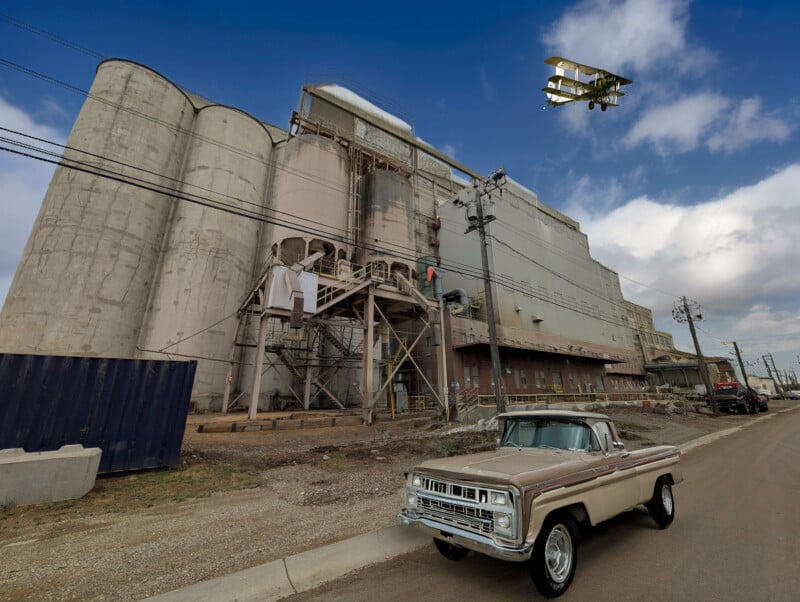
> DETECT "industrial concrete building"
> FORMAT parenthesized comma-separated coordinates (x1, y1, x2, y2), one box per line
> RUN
(1, 58, 667, 417)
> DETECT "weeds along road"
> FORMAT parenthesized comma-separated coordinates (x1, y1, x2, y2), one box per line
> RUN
(287, 408, 800, 602)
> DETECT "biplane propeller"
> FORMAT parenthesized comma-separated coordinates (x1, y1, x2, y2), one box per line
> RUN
(542, 56, 632, 111)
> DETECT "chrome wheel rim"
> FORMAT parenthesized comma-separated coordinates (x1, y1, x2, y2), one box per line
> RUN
(661, 484, 673, 516)
(544, 524, 573, 583)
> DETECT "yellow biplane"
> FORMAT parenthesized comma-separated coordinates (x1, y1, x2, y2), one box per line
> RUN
(542, 56, 632, 111)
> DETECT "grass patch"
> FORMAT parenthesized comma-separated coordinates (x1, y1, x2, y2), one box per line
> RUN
(92, 463, 260, 507)
(0, 462, 261, 523)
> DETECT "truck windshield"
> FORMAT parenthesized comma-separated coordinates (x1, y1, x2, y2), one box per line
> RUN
(500, 418, 599, 452)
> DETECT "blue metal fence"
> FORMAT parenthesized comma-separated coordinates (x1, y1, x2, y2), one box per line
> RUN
(0, 354, 196, 474)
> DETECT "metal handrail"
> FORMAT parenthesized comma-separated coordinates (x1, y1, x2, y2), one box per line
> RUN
(476, 392, 671, 407)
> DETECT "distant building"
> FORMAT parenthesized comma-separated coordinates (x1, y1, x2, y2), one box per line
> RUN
(746, 375, 777, 395)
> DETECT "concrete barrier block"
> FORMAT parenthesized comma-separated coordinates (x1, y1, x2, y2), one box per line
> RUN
(0, 445, 102, 507)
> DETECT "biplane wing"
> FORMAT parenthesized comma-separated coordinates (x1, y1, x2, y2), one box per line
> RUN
(545, 56, 603, 77)
(542, 56, 632, 110)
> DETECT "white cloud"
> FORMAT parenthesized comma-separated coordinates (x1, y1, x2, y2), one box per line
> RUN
(624, 93, 729, 153)
(570, 163, 800, 364)
(707, 97, 794, 152)
(0, 96, 64, 309)
(624, 94, 795, 155)
(541, 0, 706, 76)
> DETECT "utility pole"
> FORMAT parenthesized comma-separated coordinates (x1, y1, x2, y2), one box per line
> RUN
(763, 353, 786, 394)
(730, 342, 749, 388)
(673, 297, 717, 414)
(762, 355, 777, 392)
(453, 167, 507, 415)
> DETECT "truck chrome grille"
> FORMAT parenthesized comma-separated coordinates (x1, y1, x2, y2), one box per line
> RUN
(418, 496, 494, 533)
(414, 476, 510, 536)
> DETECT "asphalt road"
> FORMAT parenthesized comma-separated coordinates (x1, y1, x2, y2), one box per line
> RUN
(286, 409, 800, 601)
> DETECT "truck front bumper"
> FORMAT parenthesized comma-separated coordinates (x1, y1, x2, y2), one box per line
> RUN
(399, 510, 534, 562)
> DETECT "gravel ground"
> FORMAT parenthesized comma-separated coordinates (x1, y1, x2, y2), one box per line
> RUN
(0, 403, 772, 601)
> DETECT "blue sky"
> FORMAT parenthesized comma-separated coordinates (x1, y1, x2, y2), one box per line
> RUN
(1, 0, 798, 381)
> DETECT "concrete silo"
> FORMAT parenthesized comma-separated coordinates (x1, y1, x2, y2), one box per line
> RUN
(361, 169, 416, 281)
(267, 134, 350, 268)
(136, 106, 274, 406)
(0, 60, 195, 357)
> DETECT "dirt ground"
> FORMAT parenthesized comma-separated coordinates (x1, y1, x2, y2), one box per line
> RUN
(0, 403, 763, 601)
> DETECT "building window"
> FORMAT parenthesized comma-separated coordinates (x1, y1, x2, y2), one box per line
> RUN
(595, 375, 605, 392)
(521, 370, 528, 388)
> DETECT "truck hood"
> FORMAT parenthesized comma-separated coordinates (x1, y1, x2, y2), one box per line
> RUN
(413, 447, 596, 488)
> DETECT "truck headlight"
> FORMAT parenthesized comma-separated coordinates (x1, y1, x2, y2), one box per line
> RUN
(494, 512, 511, 529)
(491, 492, 508, 505)
(407, 493, 417, 508)
(411, 474, 422, 487)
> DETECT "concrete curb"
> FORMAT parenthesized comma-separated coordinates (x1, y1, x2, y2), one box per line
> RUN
(146, 405, 797, 601)
(144, 525, 428, 602)
(678, 406, 794, 455)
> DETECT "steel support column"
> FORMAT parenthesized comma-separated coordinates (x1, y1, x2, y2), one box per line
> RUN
(363, 285, 375, 424)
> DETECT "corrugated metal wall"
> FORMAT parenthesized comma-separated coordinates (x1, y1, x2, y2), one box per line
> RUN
(0, 354, 196, 474)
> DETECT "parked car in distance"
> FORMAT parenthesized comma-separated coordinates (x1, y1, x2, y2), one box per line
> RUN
(712, 381, 750, 414)
(785, 390, 800, 400)
(400, 410, 683, 598)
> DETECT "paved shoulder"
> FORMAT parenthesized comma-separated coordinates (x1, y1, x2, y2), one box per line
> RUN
(144, 525, 428, 602)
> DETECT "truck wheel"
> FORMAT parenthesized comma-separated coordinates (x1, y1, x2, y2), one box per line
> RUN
(433, 538, 470, 561)
(530, 515, 578, 598)
(647, 476, 675, 529)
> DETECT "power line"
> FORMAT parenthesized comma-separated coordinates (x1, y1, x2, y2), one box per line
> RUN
(0, 142, 450, 274)
(1, 55, 683, 314)
(490, 235, 623, 307)
(0, 129, 649, 335)
(2, 138, 646, 339)
(0, 126, 354, 243)
(0, 13, 105, 60)
(0, 59, 353, 195)
(0, 13, 220, 105)
(0, 53, 668, 338)
(0, 120, 499, 286)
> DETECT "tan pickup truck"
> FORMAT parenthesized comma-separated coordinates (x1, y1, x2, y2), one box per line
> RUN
(399, 410, 682, 598)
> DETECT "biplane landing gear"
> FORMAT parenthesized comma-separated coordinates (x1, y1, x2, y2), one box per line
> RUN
(601, 103, 608, 111)
(588, 101, 595, 110)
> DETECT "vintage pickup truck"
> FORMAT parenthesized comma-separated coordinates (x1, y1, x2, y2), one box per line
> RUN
(399, 410, 682, 598)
